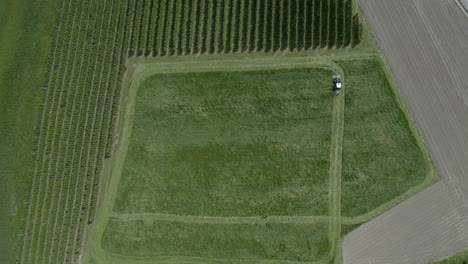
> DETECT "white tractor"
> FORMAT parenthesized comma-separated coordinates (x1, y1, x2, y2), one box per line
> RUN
(333, 75, 342, 95)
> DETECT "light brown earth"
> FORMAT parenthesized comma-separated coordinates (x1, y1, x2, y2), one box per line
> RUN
(343, 0, 468, 263)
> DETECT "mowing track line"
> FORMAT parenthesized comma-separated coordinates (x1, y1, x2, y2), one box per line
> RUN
(111, 212, 332, 224)
(327, 67, 345, 264)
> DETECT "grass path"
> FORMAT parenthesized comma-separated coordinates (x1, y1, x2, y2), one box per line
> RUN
(112, 212, 332, 224)
(102, 252, 325, 264)
(327, 67, 345, 264)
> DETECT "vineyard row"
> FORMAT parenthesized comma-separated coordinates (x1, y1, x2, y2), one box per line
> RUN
(128, 0, 362, 57)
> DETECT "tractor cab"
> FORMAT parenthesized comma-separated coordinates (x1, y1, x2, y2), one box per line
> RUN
(333, 75, 342, 95)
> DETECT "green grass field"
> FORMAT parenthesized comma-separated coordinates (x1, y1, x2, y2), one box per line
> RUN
(339, 59, 428, 217)
(113, 68, 334, 217)
(88, 54, 435, 264)
(100, 66, 335, 263)
(102, 220, 329, 263)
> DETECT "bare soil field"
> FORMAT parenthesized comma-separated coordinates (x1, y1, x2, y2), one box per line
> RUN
(344, 0, 468, 263)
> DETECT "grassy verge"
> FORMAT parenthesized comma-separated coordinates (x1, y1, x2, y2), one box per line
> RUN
(0, 0, 58, 262)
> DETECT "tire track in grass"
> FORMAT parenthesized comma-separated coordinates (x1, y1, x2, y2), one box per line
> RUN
(111, 212, 332, 224)
(105, 252, 325, 264)
(327, 65, 344, 264)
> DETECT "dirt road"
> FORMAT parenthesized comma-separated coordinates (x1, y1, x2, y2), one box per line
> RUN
(343, 0, 468, 263)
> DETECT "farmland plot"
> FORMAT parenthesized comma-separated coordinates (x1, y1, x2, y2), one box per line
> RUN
(17, 0, 132, 263)
(100, 66, 336, 263)
(10, 1, 394, 264)
(339, 59, 429, 217)
(102, 220, 329, 263)
(113, 69, 334, 217)
(82, 54, 435, 264)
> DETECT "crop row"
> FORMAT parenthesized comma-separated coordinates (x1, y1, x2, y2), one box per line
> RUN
(126, 0, 362, 57)
(17, 0, 128, 263)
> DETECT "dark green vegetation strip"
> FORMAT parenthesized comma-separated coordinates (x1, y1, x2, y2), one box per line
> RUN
(17, 0, 133, 262)
(140, 0, 362, 55)
(0, 0, 59, 263)
(428, 251, 468, 264)
(114, 68, 334, 216)
(339, 59, 428, 217)
(102, 219, 329, 263)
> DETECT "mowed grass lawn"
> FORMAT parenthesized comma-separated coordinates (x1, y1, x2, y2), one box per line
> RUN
(104, 68, 334, 262)
(102, 219, 329, 263)
(101, 58, 431, 263)
(113, 68, 335, 217)
(339, 59, 428, 217)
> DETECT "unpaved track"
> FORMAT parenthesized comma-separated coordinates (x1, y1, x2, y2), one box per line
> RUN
(343, 0, 468, 263)
(328, 70, 344, 263)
